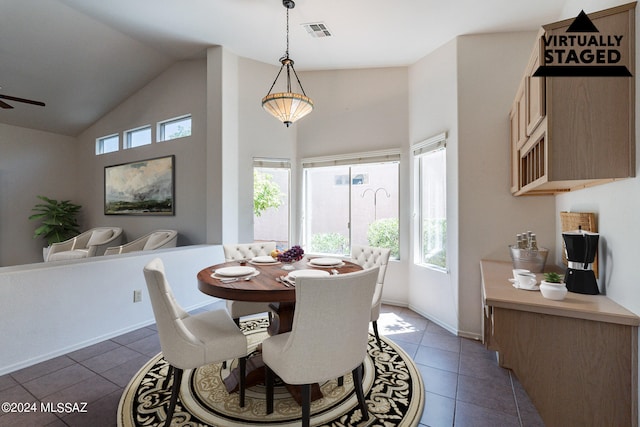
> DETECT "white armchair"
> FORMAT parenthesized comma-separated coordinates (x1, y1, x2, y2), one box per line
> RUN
(351, 245, 391, 348)
(263, 268, 379, 427)
(46, 227, 123, 262)
(143, 258, 249, 426)
(104, 229, 177, 255)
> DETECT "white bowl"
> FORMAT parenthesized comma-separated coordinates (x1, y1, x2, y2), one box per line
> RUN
(539, 281, 567, 300)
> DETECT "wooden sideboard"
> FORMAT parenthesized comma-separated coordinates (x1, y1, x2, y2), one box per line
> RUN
(481, 260, 639, 427)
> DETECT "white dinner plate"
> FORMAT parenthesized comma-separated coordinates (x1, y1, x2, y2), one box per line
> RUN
(309, 257, 343, 267)
(287, 270, 330, 281)
(214, 266, 256, 277)
(251, 256, 278, 264)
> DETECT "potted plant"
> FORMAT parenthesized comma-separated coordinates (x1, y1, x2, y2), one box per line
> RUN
(29, 196, 82, 258)
(542, 272, 564, 285)
(540, 272, 567, 300)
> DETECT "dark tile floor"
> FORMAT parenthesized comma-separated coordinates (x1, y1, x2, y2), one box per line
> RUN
(0, 303, 544, 427)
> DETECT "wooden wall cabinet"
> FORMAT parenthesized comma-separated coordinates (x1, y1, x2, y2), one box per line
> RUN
(509, 3, 636, 196)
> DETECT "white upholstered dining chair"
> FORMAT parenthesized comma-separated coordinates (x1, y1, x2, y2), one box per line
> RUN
(351, 245, 391, 348)
(143, 258, 249, 427)
(46, 227, 123, 262)
(263, 267, 379, 427)
(222, 242, 276, 324)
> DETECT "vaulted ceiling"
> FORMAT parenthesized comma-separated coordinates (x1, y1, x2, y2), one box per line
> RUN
(0, 0, 588, 136)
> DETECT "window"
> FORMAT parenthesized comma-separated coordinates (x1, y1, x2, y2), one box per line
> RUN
(124, 125, 151, 149)
(414, 133, 447, 269)
(253, 159, 291, 249)
(158, 115, 192, 142)
(96, 134, 119, 155)
(303, 151, 400, 258)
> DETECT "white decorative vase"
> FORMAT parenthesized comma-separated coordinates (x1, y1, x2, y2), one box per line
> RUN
(539, 281, 567, 300)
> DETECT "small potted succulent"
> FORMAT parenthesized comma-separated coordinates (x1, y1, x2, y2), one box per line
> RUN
(542, 272, 564, 285)
(540, 272, 567, 300)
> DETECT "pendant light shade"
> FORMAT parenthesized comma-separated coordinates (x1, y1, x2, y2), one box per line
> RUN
(262, 92, 314, 127)
(262, 0, 313, 127)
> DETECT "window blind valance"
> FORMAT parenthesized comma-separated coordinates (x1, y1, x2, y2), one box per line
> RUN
(302, 149, 400, 168)
(412, 132, 447, 157)
(253, 158, 291, 169)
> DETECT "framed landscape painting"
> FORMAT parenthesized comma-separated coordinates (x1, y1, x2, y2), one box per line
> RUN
(105, 155, 175, 215)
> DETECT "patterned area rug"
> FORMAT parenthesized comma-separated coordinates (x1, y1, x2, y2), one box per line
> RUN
(118, 317, 424, 426)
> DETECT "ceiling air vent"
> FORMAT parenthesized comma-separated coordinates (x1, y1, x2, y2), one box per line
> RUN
(302, 22, 332, 38)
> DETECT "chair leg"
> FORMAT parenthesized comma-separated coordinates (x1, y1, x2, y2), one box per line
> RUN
(163, 364, 174, 390)
(352, 364, 369, 421)
(265, 365, 274, 415)
(223, 318, 241, 371)
(372, 320, 382, 348)
(165, 366, 183, 427)
(301, 384, 311, 427)
(239, 356, 247, 407)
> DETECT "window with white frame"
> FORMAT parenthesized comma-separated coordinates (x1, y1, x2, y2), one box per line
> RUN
(253, 158, 291, 249)
(302, 151, 400, 258)
(124, 125, 152, 149)
(96, 134, 119, 155)
(414, 133, 447, 269)
(158, 115, 191, 142)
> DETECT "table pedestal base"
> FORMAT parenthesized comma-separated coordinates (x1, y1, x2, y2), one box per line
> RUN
(223, 354, 322, 405)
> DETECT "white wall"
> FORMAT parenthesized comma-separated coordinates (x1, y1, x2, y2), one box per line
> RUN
(407, 33, 557, 337)
(456, 33, 556, 336)
(0, 124, 79, 266)
(408, 38, 461, 333)
(0, 245, 223, 375)
(237, 57, 298, 244)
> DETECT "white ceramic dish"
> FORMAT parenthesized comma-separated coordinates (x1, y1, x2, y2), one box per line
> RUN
(211, 270, 260, 280)
(214, 266, 256, 277)
(512, 283, 540, 291)
(251, 256, 278, 264)
(540, 282, 567, 300)
(287, 270, 330, 281)
(309, 257, 343, 267)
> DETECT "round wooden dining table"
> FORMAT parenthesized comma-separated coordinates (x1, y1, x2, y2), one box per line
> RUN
(197, 256, 363, 335)
(197, 256, 363, 403)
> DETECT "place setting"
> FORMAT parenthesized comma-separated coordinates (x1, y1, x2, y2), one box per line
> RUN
(249, 255, 281, 265)
(211, 266, 260, 283)
(306, 256, 345, 268)
(277, 269, 331, 288)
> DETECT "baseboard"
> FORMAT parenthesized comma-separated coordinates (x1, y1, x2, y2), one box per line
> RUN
(407, 303, 481, 341)
(0, 299, 217, 376)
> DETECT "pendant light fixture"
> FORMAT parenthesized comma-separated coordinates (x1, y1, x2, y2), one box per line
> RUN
(262, 0, 313, 127)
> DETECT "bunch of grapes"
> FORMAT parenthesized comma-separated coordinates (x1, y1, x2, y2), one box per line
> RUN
(277, 245, 304, 263)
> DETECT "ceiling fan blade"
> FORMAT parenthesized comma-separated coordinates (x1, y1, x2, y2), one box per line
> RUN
(0, 94, 45, 107)
(0, 99, 14, 109)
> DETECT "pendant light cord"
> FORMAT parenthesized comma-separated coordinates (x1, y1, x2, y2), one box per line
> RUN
(286, 8, 290, 59)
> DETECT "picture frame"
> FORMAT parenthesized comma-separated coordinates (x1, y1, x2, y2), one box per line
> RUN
(104, 155, 175, 215)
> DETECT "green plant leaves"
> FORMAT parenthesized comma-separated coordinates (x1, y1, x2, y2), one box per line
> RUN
(29, 195, 82, 245)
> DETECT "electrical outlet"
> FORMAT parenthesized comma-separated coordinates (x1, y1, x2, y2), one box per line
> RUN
(133, 290, 142, 303)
